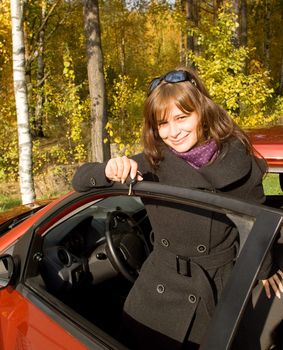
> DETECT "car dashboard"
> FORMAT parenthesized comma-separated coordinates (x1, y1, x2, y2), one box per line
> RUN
(40, 195, 152, 293)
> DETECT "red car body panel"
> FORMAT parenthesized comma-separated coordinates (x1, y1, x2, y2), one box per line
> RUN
(246, 125, 283, 172)
(0, 287, 88, 350)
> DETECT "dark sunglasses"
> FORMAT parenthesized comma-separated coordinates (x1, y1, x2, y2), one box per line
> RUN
(148, 70, 197, 95)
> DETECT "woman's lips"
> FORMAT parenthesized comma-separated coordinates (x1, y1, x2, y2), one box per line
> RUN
(170, 135, 189, 145)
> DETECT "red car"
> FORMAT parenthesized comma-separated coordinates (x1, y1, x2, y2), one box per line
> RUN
(247, 124, 283, 190)
(0, 130, 282, 349)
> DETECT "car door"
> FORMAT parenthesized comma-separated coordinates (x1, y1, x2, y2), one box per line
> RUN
(0, 196, 128, 350)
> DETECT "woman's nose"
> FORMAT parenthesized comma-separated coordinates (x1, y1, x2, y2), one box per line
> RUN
(168, 122, 181, 137)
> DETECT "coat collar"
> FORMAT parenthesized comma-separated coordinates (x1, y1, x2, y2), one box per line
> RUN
(159, 138, 253, 190)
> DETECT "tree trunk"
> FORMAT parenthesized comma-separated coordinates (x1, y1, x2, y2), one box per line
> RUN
(240, 0, 247, 47)
(185, 0, 199, 55)
(263, 0, 271, 71)
(278, 3, 283, 95)
(25, 0, 60, 138)
(278, 56, 283, 95)
(240, 0, 248, 73)
(83, 0, 110, 162)
(10, 0, 35, 204)
(23, 23, 35, 138)
(34, 0, 46, 138)
(232, 0, 241, 48)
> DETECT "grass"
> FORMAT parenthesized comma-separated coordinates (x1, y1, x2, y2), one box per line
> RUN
(0, 174, 281, 213)
(0, 195, 21, 212)
(263, 173, 283, 195)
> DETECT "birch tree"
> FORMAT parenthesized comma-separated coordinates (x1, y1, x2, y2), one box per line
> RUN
(34, 0, 46, 138)
(10, 0, 35, 204)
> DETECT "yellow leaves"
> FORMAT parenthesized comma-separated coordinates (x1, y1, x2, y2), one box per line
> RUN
(105, 121, 112, 129)
(106, 73, 143, 153)
(0, 0, 10, 29)
(74, 144, 87, 161)
(31, 47, 89, 171)
(64, 61, 71, 68)
(189, 4, 276, 128)
(0, 0, 11, 80)
(249, 59, 265, 74)
(63, 49, 75, 80)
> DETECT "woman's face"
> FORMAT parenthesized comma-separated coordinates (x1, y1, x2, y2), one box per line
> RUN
(157, 104, 200, 152)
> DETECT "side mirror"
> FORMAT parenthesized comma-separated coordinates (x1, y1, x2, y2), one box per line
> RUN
(0, 254, 15, 289)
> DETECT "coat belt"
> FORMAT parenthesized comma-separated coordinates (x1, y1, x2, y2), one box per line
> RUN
(153, 242, 238, 320)
(155, 241, 238, 277)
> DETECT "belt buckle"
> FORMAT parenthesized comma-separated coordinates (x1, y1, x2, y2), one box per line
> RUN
(176, 255, 191, 277)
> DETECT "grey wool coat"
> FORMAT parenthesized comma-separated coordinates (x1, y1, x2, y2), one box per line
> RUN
(72, 137, 270, 348)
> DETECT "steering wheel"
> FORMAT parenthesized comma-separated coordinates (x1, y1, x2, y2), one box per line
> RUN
(105, 211, 150, 283)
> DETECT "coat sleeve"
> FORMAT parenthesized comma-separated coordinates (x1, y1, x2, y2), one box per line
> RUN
(72, 153, 147, 192)
(72, 162, 111, 192)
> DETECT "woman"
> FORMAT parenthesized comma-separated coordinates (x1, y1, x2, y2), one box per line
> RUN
(72, 67, 283, 349)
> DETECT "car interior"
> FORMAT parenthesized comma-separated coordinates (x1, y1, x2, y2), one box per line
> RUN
(34, 195, 153, 341)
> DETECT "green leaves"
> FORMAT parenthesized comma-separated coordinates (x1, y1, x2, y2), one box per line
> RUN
(189, 3, 275, 127)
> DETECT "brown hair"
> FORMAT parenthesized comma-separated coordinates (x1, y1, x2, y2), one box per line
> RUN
(142, 67, 254, 168)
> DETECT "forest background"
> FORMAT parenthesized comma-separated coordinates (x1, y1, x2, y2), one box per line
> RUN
(1, 0, 283, 209)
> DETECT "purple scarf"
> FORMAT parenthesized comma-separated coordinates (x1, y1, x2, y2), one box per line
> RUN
(171, 139, 219, 169)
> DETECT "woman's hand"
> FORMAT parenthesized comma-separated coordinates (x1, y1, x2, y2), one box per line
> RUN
(261, 269, 283, 299)
(105, 156, 143, 183)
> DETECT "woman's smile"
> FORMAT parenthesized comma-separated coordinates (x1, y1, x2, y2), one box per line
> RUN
(170, 134, 190, 145)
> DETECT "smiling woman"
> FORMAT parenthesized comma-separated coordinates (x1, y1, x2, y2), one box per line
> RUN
(71, 66, 283, 349)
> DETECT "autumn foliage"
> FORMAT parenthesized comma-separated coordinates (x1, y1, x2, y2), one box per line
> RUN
(1, 0, 283, 182)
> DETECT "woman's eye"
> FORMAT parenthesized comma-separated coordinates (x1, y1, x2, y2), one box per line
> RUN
(178, 115, 189, 121)
(158, 121, 167, 127)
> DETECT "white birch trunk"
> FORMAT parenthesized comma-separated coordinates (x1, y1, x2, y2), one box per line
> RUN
(10, 0, 35, 204)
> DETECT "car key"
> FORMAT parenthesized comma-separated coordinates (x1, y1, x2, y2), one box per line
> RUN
(126, 172, 142, 195)
(127, 177, 137, 195)
(126, 171, 142, 195)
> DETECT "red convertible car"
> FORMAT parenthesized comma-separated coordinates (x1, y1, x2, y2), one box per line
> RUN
(0, 127, 282, 350)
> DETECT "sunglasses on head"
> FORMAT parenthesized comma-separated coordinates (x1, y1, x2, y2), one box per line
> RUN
(148, 70, 197, 95)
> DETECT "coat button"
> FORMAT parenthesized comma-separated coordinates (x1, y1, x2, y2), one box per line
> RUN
(188, 294, 197, 303)
(197, 244, 207, 253)
(90, 177, 96, 186)
(157, 284, 165, 294)
(161, 238, 170, 247)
